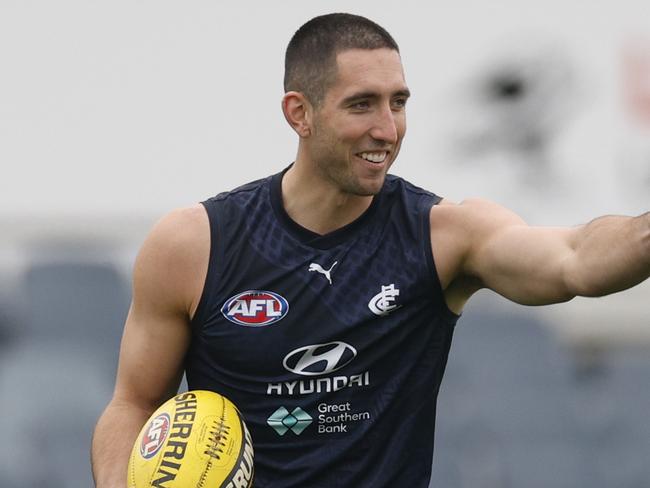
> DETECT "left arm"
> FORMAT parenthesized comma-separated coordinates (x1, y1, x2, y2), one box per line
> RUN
(445, 200, 650, 306)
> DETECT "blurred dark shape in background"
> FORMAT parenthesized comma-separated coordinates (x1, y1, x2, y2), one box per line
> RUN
(452, 42, 580, 183)
(0, 300, 21, 352)
(0, 255, 129, 487)
(22, 261, 128, 369)
(432, 298, 650, 488)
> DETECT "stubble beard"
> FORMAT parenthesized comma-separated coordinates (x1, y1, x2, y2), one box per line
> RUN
(314, 151, 384, 197)
(311, 131, 387, 197)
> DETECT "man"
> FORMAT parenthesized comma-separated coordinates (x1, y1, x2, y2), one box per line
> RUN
(91, 13, 649, 487)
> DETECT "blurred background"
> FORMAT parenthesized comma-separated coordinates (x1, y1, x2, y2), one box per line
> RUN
(0, 1, 648, 487)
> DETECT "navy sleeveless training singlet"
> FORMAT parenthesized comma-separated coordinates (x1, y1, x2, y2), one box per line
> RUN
(186, 167, 459, 487)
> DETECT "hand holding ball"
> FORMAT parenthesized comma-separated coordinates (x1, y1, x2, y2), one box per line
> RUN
(128, 390, 254, 487)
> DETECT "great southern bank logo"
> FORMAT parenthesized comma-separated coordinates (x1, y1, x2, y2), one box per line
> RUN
(267, 407, 313, 436)
(221, 290, 289, 326)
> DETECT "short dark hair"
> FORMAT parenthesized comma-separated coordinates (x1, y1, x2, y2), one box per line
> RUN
(284, 13, 400, 106)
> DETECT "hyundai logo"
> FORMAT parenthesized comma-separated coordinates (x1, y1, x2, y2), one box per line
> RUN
(283, 342, 357, 376)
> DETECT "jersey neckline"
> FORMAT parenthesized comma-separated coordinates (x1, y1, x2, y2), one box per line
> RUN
(269, 165, 384, 250)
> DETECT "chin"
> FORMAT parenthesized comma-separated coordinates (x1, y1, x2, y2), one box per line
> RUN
(337, 167, 388, 196)
(353, 179, 385, 197)
(355, 189, 380, 197)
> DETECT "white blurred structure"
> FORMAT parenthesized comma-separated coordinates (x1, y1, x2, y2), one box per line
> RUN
(1, 1, 647, 344)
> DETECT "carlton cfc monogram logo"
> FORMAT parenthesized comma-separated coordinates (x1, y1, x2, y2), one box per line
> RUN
(222, 290, 289, 326)
(368, 284, 401, 316)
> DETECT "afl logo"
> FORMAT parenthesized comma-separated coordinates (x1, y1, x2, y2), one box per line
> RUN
(221, 290, 289, 327)
(283, 341, 357, 376)
(140, 413, 170, 459)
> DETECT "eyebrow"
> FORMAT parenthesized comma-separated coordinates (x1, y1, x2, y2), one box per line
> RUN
(341, 88, 411, 105)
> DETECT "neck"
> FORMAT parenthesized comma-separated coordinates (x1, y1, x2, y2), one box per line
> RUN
(281, 160, 374, 235)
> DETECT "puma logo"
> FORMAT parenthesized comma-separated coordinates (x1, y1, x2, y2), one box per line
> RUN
(308, 261, 338, 285)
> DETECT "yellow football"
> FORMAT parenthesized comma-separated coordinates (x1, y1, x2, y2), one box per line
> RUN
(127, 390, 254, 488)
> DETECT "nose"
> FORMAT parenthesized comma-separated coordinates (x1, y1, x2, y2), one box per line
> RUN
(369, 104, 399, 145)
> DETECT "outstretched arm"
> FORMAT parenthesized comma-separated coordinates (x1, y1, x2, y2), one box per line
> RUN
(91, 206, 209, 488)
(434, 199, 650, 307)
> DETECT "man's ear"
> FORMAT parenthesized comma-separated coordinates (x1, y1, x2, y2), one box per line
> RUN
(282, 91, 313, 138)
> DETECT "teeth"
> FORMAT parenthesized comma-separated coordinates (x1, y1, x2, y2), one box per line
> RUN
(360, 152, 387, 163)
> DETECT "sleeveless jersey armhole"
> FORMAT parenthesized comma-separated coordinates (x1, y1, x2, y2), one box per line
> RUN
(189, 198, 223, 333)
(420, 195, 461, 322)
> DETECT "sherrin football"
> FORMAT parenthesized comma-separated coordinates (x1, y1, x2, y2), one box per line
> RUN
(128, 390, 254, 488)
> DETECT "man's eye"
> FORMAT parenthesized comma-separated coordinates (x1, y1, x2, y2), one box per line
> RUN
(392, 98, 407, 109)
(351, 101, 369, 110)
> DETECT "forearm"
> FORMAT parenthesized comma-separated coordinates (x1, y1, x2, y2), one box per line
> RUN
(91, 400, 153, 488)
(566, 212, 650, 297)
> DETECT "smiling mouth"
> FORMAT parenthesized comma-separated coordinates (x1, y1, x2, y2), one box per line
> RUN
(357, 151, 388, 163)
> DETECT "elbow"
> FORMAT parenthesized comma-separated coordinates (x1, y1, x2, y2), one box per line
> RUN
(562, 260, 636, 299)
(561, 244, 620, 298)
(562, 258, 597, 299)
(563, 270, 607, 299)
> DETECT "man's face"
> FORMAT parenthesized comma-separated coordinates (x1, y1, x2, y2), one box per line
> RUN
(307, 48, 410, 196)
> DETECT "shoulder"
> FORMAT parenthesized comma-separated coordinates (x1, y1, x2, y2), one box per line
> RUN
(430, 197, 526, 235)
(134, 205, 209, 316)
(139, 205, 209, 260)
(427, 198, 527, 291)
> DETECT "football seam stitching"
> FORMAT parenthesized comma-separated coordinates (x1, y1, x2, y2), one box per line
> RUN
(197, 401, 229, 488)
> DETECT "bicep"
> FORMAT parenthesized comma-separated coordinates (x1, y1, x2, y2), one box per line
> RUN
(463, 201, 578, 305)
(112, 207, 208, 410)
